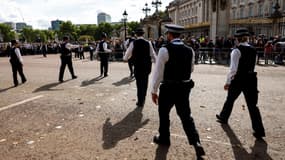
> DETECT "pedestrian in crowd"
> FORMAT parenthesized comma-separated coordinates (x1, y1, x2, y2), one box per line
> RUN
(9, 40, 27, 87)
(216, 28, 266, 139)
(264, 41, 273, 65)
(125, 31, 136, 78)
(78, 45, 85, 60)
(151, 24, 205, 158)
(58, 36, 78, 83)
(95, 33, 112, 77)
(124, 28, 156, 107)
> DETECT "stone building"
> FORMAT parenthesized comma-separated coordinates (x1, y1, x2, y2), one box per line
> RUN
(167, 0, 285, 41)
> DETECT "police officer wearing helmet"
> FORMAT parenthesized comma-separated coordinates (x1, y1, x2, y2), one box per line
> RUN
(151, 24, 205, 158)
(216, 28, 265, 139)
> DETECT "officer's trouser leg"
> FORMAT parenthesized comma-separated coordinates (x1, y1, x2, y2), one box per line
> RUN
(128, 61, 134, 76)
(11, 63, 18, 85)
(220, 83, 242, 120)
(59, 57, 67, 81)
(175, 86, 200, 145)
(66, 56, 75, 77)
(243, 77, 265, 135)
(17, 63, 26, 82)
(135, 75, 148, 104)
(158, 84, 174, 140)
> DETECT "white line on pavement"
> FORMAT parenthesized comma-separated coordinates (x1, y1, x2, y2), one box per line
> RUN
(0, 95, 44, 112)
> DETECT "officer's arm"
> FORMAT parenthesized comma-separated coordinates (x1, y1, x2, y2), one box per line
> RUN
(226, 49, 241, 85)
(123, 42, 133, 61)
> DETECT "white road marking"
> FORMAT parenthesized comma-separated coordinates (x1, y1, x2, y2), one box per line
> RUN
(0, 95, 44, 112)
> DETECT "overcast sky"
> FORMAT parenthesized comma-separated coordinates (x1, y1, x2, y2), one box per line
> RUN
(0, 0, 173, 29)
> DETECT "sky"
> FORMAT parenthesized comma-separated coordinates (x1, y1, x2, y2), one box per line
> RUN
(0, 0, 173, 29)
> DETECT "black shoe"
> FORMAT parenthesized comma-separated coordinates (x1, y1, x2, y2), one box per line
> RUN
(59, 79, 63, 83)
(216, 114, 228, 124)
(72, 75, 77, 79)
(194, 142, 205, 157)
(104, 74, 108, 77)
(253, 132, 265, 139)
(153, 135, 170, 146)
(14, 83, 18, 87)
(22, 79, 27, 84)
(136, 101, 145, 107)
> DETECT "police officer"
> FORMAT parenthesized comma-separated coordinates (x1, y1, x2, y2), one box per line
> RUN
(58, 36, 78, 83)
(216, 28, 265, 139)
(124, 28, 156, 107)
(95, 33, 112, 77)
(9, 40, 27, 87)
(151, 24, 205, 158)
(125, 31, 136, 78)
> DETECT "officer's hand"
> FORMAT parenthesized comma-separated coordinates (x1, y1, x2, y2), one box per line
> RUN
(152, 93, 158, 105)
(224, 84, 230, 90)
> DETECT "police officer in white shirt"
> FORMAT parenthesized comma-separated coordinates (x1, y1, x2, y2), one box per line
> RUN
(151, 24, 205, 158)
(124, 28, 156, 107)
(9, 40, 27, 87)
(216, 28, 265, 139)
(58, 36, 79, 82)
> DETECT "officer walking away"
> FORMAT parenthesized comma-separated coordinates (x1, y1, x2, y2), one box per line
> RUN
(216, 28, 265, 139)
(95, 33, 112, 77)
(58, 36, 79, 83)
(151, 24, 205, 158)
(124, 28, 156, 107)
(9, 40, 27, 87)
(124, 31, 136, 78)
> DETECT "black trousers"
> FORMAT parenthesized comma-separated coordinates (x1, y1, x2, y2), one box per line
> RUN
(10, 61, 26, 85)
(100, 56, 109, 76)
(135, 74, 149, 105)
(59, 55, 75, 81)
(219, 73, 265, 134)
(128, 60, 134, 76)
(158, 82, 201, 145)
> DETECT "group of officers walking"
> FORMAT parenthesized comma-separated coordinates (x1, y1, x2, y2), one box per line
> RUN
(8, 24, 265, 159)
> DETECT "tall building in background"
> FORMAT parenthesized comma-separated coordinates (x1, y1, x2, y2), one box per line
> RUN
(16, 22, 27, 31)
(97, 12, 111, 24)
(51, 20, 63, 31)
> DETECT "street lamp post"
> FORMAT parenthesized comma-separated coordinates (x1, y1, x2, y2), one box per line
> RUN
(152, 0, 162, 14)
(122, 10, 128, 40)
(142, 3, 151, 18)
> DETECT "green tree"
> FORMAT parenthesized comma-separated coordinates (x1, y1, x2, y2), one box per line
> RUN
(59, 21, 78, 41)
(127, 21, 140, 34)
(0, 23, 15, 42)
(94, 23, 113, 40)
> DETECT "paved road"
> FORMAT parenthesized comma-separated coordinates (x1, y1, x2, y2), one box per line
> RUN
(0, 54, 284, 160)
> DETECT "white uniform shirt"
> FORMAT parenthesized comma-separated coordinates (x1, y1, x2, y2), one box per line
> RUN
(95, 41, 112, 54)
(226, 42, 251, 84)
(123, 36, 156, 62)
(14, 48, 23, 64)
(151, 38, 195, 94)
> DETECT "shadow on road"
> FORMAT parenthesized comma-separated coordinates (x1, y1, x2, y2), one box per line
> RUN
(112, 76, 135, 87)
(154, 145, 170, 160)
(221, 124, 272, 160)
(102, 107, 149, 149)
(0, 86, 15, 93)
(81, 76, 104, 87)
(33, 80, 71, 92)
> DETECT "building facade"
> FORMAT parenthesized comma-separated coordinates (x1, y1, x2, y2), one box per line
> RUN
(167, 0, 285, 40)
(51, 20, 63, 31)
(97, 12, 111, 24)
